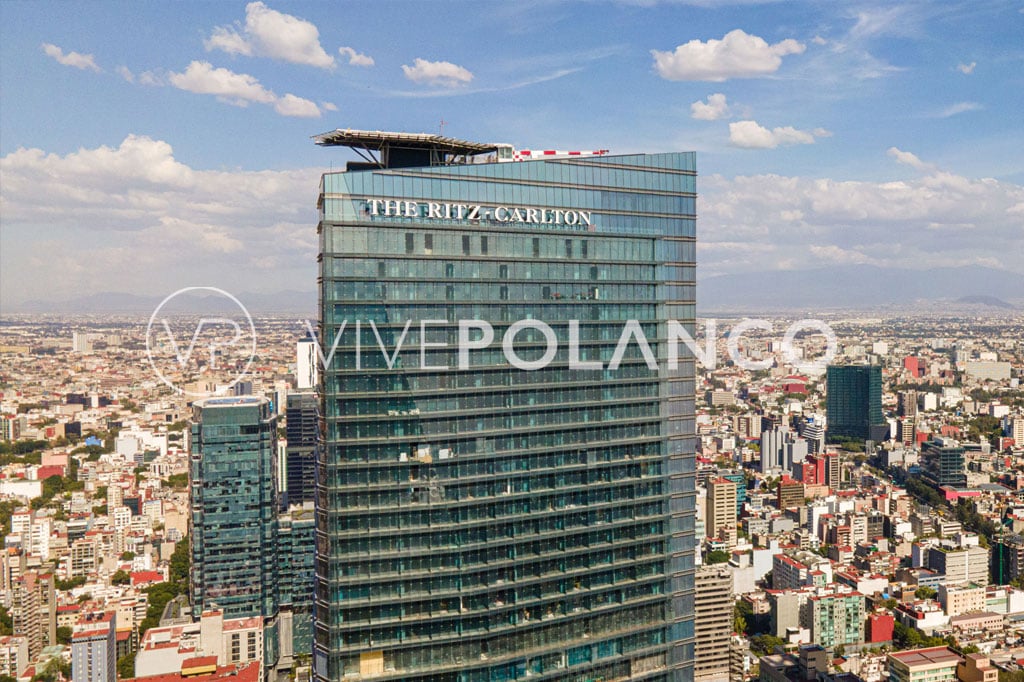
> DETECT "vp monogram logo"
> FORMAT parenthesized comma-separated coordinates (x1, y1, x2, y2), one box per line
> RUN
(145, 287, 257, 397)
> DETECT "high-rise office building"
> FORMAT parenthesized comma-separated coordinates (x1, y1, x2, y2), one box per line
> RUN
(718, 471, 746, 513)
(991, 535, 1024, 585)
(278, 502, 316, 667)
(804, 592, 864, 649)
(314, 130, 697, 681)
(826, 364, 887, 443)
(922, 440, 968, 489)
(190, 396, 280, 672)
(707, 478, 737, 546)
(693, 566, 732, 682)
(71, 612, 116, 682)
(284, 391, 318, 508)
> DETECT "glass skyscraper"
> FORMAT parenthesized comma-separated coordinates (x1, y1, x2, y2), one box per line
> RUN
(314, 131, 697, 681)
(190, 396, 280, 671)
(825, 364, 887, 443)
(286, 390, 319, 507)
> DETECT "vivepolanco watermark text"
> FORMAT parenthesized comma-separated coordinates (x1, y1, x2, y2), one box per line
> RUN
(145, 287, 837, 396)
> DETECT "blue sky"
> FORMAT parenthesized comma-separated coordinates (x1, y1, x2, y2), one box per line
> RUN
(1, 1, 1022, 307)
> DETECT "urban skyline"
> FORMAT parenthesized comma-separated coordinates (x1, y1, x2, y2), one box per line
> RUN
(2, 3, 1024, 682)
(2, 1, 1023, 309)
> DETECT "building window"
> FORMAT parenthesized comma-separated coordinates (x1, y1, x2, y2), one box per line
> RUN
(424, 234, 433, 254)
(462, 235, 471, 255)
(405, 233, 414, 254)
(565, 239, 573, 258)
(533, 238, 540, 258)
(481, 236, 489, 255)
(582, 240, 589, 259)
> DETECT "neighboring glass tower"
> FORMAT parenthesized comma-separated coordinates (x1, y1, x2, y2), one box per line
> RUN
(279, 501, 316, 664)
(314, 130, 697, 681)
(285, 391, 319, 507)
(190, 396, 280, 671)
(825, 364, 887, 443)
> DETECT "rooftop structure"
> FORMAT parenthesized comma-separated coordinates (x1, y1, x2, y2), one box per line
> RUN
(313, 128, 500, 168)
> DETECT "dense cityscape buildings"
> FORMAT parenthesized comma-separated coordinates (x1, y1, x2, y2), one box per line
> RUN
(313, 130, 698, 681)
(0, 133, 1021, 682)
(3, 0, 1024, 681)
(1, 301, 1024, 682)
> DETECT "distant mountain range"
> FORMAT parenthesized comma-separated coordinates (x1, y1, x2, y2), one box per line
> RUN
(8, 290, 317, 315)
(5, 265, 1022, 315)
(699, 265, 1024, 312)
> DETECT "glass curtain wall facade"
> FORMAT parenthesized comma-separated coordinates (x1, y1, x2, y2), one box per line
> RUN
(286, 391, 319, 506)
(315, 152, 697, 681)
(190, 396, 280, 670)
(826, 364, 886, 443)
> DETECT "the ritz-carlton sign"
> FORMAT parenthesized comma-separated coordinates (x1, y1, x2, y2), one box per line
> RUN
(364, 199, 592, 227)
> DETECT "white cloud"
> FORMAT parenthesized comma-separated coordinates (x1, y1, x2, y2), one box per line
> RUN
(698, 159, 1024, 277)
(117, 66, 135, 83)
(651, 29, 804, 81)
(401, 58, 474, 86)
(937, 101, 982, 118)
(41, 43, 100, 72)
(206, 27, 254, 57)
(169, 61, 276, 106)
(886, 147, 934, 172)
(957, 61, 976, 74)
(167, 61, 321, 117)
(138, 70, 163, 87)
(0, 136, 320, 301)
(811, 35, 827, 46)
(338, 46, 374, 67)
(729, 120, 830, 149)
(274, 93, 322, 118)
(321, 102, 338, 112)
(690, 93, 730, 120)
(205, 1, 334, 69)
(808, 245, 870, 264)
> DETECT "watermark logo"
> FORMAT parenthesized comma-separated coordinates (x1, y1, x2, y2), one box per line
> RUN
(145, 287, 257, 397)
(300, 317, 837, 373)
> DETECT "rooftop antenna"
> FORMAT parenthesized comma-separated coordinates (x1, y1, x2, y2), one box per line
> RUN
(439, 119, 448, 135)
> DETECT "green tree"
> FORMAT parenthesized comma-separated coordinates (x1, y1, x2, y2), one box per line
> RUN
(139, 581, 184, 637)
(0, 500, 19, 537)
(56, 626, 72, 645)
(706, 550, 731, 565)
(999, 671, 1024, 682)
(0, 605, 12, 636)
(111, 570, 131, 586)
(30, 658, 70, 682)
(55, 575, 87, 591)
(169, 538, 190, 590)
(749, 634, 786, 657)
(915, 586, 937, 600)
(734, 602, 748, 635)
(117, 652, 137, 680)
